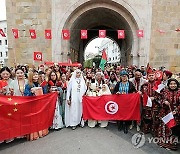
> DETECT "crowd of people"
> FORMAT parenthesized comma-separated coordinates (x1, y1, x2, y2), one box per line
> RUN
(0, 63, 179, 150)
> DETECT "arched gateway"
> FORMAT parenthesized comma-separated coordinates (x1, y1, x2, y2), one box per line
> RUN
(52, 0, 147, 67)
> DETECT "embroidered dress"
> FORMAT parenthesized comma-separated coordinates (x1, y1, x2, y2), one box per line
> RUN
(157, 88, 180, 150)
(141, 81, 158, 135)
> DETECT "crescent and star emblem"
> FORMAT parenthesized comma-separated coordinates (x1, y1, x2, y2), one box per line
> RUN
(105, 101, 118, 114)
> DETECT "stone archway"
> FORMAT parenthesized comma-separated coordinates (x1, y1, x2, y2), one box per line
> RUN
(52, 0, 145, 67)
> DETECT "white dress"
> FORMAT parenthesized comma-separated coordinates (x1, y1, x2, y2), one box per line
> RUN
(65, 70, 87, 127)
(51, 98, 64, 129)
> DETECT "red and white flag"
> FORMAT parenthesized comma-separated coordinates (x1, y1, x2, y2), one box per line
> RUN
(29, 29, 36, 39)
(99, 30, 106, 38)
(137, 30, 144, 37)
(162, 112, 176, 128)
(62, 29, 70, 40)
(0, 29, 6, 37)
(153, 80, 165, 93)
(34, 51, 42, 61)
(12, 29, 19, 39)
(81, 30, 87, 39)
(117, 30, 125, 39)
(155, 71, 163, 80)
(45, 29, 52, 39)
(143, 93, 152, 107)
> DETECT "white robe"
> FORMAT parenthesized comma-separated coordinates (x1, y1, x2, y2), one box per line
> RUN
(65, 71, 87, 127)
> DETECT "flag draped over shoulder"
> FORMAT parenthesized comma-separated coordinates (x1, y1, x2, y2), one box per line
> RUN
(99, 49, 107, 71)
(83, 93, 140, 121)
(0, 92, 58, 141)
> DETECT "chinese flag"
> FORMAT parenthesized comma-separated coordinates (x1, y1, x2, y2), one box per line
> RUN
(29, 29, 36, 39)
(0, 29, 6, 37)
(81, 30, 87, 39)
(12, 29, 19, 39)
(137, 30, 144, 37)
(0, 92, 58, 142)
(0, 80, 8, 90)
(34, 51, 42, 61)
(62, 29, 70, 40)
(45, 29, 52, 39)
(99, 30, 106, 38)
(117, 30, 125, 39)
(83, 93, 140, 120)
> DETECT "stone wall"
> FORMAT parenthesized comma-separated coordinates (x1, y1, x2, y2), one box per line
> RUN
(6, 0, 52, 66)
(150, 0, 180, 72)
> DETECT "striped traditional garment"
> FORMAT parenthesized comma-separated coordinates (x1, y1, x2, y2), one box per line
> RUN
(119, 82, 129, 94)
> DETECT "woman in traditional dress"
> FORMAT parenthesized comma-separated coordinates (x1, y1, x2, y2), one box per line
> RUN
(158, 78, 180, 150)
(0, 67, 13, 95)
(48, 71, 64, 130)
(65, 69, 87, 130)
(60, 73, 68, 124)
(97, 84, 111, 127)
(113, 70, 136, 134)
(9, 67, 28, 96)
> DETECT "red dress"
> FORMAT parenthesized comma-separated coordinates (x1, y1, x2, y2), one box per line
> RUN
(157, 88, 180, 150)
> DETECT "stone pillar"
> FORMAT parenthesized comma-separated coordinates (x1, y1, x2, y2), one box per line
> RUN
(6, 0, 52, 67)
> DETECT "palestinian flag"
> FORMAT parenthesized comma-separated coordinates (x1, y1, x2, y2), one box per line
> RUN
(99, 49, 107, 71)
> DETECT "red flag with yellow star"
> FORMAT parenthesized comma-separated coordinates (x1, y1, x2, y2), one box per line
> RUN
(0, 92, 58, 141)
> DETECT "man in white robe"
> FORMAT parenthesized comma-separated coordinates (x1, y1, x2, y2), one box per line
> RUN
(65, 69, 87, 130)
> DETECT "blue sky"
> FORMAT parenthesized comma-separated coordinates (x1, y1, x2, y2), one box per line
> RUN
(0, 0, 6, 20)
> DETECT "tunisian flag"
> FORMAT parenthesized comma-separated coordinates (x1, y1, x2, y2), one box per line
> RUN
(29, 29, 36, 39)
(12, 29, 19, 39)
(83, 93, 140, 120)
(81, 30, 87, 39)
(0, 92, 58, 141)
(117, 30, 125, 39)
(0, 29, 6, 37)
(137, 30, 144, 37)
(162, 112, 176, 128)
(34, 51, 42, 61)
(99, 30, 106, 38)
(45, 29, 52, 39)
(62, 29, 70, 40)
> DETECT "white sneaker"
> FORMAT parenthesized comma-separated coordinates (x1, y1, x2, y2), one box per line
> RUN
(136, 125, 140, 132)
(129, 124, 133, 130)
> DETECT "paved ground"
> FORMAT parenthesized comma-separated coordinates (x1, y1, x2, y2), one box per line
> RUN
(0, 123, 179, 154)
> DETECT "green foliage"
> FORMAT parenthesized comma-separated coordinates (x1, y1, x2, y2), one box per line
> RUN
(83, 55, 101, 68)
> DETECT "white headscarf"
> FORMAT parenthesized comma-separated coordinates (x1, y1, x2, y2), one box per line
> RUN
(98, 84, 111, 96)
(67, 69, 87, 101)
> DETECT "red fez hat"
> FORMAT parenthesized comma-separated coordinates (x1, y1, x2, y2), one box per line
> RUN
(163, 70, 172, 78)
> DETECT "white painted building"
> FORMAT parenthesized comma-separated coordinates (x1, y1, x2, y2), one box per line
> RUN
(0, 20, 8, 67)
(99, 39, 120, 64)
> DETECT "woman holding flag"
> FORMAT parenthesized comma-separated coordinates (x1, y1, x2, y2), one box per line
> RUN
(0, 67, 13, 95)
(113, 70, 136, 134)
(158, 78, 180, 150)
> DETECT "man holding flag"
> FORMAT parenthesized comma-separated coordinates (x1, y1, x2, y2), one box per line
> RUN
(141, 68, 158, 135)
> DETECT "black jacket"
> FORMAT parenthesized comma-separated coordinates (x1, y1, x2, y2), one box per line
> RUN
(113, 81, 136, 94)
